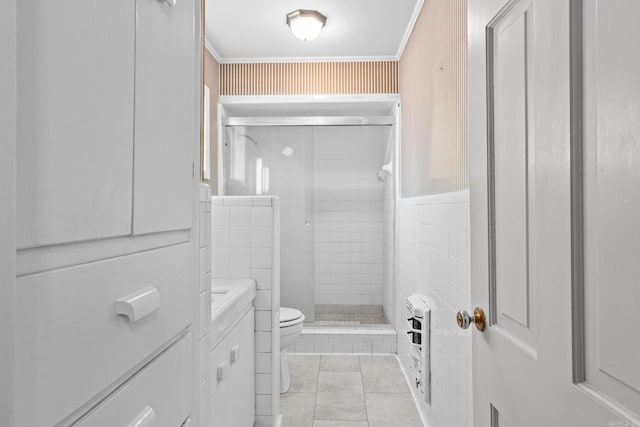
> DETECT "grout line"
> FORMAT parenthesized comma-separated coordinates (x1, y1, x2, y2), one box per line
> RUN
(359, 355, 369, 423)
(312, 356, 320, 422)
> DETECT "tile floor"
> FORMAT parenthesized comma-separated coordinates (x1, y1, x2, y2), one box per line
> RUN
(312, 305, 389, 326)
(281, 354, 423, 427)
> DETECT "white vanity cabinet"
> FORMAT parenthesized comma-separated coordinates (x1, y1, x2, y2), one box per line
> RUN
(209, 308, 256, 427)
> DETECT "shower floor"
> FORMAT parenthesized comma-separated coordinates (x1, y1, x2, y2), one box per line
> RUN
(312, 304, 389, 325)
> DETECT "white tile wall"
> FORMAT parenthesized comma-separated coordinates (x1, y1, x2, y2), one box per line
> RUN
(382, 156, 395, 325)
(395, 190, 473, 427)
(288, 329, 397, 354)
(313, 126, 388, 306)
(211, 195, 281, 427)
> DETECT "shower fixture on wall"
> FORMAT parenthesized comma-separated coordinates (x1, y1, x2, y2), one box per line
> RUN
(377, 163, 393, 181)
(238, 133, 263, 150)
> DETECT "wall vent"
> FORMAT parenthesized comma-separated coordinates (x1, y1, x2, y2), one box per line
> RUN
(406, 294, 430, 403)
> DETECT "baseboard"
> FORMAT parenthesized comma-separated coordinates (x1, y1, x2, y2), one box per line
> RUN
(395, 354, 429, 426)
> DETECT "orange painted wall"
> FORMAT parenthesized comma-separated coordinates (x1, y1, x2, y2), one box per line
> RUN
(204, 49, 219, 191)
(399, 0, 467, 196)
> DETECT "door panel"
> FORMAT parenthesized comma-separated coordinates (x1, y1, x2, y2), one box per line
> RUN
(133, 0, 196, 235)
(488, 0, 536, 351)
(491, 406, 515, 427)
(583, 0, 640, 416)
(469, 0, 639, 425)
(17, 0, 135, 248)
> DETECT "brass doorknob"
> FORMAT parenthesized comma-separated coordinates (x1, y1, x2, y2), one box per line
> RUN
(456, 307, 486, 331)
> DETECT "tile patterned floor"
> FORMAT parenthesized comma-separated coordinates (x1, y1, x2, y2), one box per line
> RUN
(312, 305, 389, 326)
(281, 355, 424, 427)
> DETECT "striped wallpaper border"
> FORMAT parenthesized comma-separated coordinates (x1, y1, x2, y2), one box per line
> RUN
(220, 61, 398, 96)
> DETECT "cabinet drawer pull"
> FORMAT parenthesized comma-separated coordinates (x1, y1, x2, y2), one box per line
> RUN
(127, 406, 157, 427)
(230, 345, 240, 364)
(217, 360, 229, 382)
(116, 287, 160, 322)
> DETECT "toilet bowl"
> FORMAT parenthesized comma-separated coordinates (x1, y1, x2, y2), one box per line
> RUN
(279, 307, 305, 393)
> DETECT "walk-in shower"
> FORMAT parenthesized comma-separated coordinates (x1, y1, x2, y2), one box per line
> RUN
(221, 115, 396, 328)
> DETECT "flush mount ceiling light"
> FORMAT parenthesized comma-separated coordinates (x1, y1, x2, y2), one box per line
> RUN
(286, 9, 327, 41)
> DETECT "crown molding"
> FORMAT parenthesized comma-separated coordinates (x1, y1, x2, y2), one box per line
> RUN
(215, 55, 399, 64)
(204, 38, 223, 63)
(395, 0, 425, 60)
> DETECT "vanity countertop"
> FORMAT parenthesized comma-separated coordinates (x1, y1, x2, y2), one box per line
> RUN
(209, 278, 256, 348)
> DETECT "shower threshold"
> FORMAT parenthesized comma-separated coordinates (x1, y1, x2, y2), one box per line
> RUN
(292, 325, 397, 354)
(290, 304, 397, 354)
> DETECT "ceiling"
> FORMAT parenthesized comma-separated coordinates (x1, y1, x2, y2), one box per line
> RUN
(205, 0, 423, 62)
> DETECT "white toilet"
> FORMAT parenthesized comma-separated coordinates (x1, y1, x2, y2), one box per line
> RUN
(279, 307, 305, 393)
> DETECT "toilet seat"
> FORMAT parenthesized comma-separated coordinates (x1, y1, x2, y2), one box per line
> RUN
(280, 307, 304, 328)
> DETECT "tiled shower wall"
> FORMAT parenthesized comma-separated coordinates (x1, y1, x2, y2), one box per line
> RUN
(313, 126, 388, 306)
(382, 155, 395, 324)
(395, 190, 472, 427)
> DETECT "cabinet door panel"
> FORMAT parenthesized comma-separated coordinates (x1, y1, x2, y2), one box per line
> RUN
(229, 309, 256, 427)
(134, 0, 196, 235)
(209, 338, 231, 427)
(17, 0, 135, 248)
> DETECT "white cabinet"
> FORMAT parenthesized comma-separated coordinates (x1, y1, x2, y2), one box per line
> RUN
(134, 0, 197, 235)
(15, 0, 200, 425)
(76, 334, 192, 427)
(209, 309, 255, 427)
(17, 0, 136, 248)
(17, 0, 198, 249)
(15, 243, 193, 426)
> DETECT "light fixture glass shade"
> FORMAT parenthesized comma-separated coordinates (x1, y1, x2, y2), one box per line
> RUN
(286, 10, 327, 41)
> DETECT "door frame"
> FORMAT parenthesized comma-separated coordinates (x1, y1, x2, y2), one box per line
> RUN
(0, 1, 16, 426)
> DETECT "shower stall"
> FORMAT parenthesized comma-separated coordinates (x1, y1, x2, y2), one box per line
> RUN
(221, 111, 396, 328)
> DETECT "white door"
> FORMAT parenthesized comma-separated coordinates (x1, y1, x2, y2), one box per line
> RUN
(468, 0, 640, 425)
